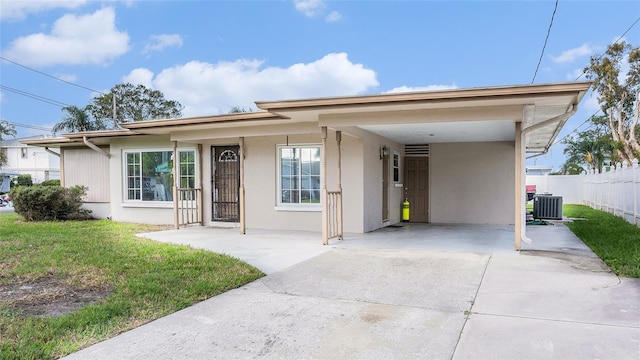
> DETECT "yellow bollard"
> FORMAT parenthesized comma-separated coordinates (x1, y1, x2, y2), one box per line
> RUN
(402, 199, 410, 222)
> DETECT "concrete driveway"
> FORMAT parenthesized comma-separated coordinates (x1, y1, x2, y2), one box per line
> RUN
(63, 223, 640, 359)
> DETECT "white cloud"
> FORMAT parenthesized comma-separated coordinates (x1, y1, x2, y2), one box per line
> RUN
(0, 0, 87, 21)
(385, 84, 458, 94)
(3, 7, 129, 67)
(551, 44, 593, 64)
(143, 34, 183, 53)
(325, 11, 342, 22)
(294, 0, 326, 18)
(122, 68, 154, 88)
(123, 53, 378, 116)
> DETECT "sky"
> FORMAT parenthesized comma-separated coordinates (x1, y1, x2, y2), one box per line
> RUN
(1, 0, 639, 170)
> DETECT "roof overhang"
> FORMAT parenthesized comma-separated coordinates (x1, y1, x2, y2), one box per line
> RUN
(256, 81, 592, 153)
(21, 81, 591, 154)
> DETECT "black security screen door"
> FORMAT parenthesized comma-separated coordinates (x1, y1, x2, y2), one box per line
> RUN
(212, 146, 240, 222)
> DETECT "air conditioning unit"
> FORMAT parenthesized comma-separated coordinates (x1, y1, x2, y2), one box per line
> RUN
(533, 195, 563, 220)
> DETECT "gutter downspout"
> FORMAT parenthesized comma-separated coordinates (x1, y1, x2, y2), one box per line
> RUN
(43, 147, 60, 157)
(83, 136, 110, 158)
(45, 147, 63, 187)
(518, 104, 577, 247)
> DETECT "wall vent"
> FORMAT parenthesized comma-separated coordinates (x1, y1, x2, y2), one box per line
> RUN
(533, 195, 563, 220)
(404, 144, 430, 156)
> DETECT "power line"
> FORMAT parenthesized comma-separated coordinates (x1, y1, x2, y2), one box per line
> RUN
(0, 85, 69, 108)
(575, 16, 640, 81)
(0, 56, 105, 94)
(1, 120, 53, 132)
(532, 0, 558, 84)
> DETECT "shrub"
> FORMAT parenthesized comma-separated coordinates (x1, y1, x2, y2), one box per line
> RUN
(10, 185, 92, 221)
(40, 179, 61, 186)
(12, 174, 33, 187)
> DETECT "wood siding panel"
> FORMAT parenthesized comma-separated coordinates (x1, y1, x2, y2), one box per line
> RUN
(63, 148, 110, 202)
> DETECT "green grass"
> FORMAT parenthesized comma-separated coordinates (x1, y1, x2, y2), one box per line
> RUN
(0, 213, 264, 360)
(563, 204, 640, 278)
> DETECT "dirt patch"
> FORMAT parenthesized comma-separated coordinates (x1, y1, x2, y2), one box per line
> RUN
(0, 277, 113, 317)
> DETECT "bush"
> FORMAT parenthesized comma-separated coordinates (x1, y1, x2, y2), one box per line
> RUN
(10, 185, 92, 221)
(40, 179, 61, 186)
(12, 174, 33, 187)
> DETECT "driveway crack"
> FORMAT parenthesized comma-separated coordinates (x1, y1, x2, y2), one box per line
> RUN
(450, 254, 491, 360)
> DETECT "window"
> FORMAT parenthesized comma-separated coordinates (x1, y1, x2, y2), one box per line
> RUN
(21, 147, 28, 159)
(179, 151, 195, 189)
(393, 152, 400, 182)
(278, 146, 321, 205)
(124, 149, 196, 202)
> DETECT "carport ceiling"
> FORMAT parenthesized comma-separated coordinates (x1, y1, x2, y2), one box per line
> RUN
(358, 120, 515, 144)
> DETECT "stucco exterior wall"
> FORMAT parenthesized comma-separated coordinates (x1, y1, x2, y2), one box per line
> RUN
(430, 141, 515, 224)
(201, 131, 365, 233)
(361, 131, 405, 232)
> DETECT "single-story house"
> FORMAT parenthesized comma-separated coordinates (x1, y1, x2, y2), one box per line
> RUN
(23, 81, 591, 249)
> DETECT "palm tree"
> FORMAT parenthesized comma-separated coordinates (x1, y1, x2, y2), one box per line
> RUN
(53, 106, 107, 133)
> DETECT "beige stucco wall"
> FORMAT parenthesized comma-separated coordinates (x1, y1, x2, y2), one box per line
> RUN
(201, 131, 365, 233)
(359, 130, 405, 232)
(430, 141, 515, 224)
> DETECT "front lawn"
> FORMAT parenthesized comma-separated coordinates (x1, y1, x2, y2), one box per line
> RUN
(563, 204, 640, 278)
(0, 213, 264, 359)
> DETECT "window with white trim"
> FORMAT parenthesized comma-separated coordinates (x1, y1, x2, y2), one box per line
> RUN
(393, 152, 400, 182)
(124, 149, 196, 202)
(278, 145, 321, 205)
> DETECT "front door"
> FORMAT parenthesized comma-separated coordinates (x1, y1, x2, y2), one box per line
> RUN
(212, 146, 240, 222)
(404, 157, 429, 222)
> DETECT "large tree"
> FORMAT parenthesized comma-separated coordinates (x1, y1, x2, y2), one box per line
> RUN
(584, 41, 640, 165)
(0, 120, 17, 167)
(52, 105, 107, 133)
(89, 83, 183, 127)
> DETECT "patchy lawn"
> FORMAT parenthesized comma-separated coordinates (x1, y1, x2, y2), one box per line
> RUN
(564, 204, 640, 278)
(0, 213, 264, 359)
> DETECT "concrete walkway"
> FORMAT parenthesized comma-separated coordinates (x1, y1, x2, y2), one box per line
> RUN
(63, 223, 640, 359)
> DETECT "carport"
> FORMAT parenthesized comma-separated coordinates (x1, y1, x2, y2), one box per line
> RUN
(257, 81, 592, 249)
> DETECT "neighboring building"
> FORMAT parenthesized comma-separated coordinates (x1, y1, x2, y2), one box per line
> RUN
(1, 135, 60, 183)
(24, 81, 591, 249)
(526, 165, 554, 175)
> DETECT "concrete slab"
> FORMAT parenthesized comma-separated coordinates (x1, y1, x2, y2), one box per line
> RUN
(251, 248, 488, 311)
(63, 250, 473, 360)
(454, 314, 640, 360)
(60, 223, 640, 359)
(137, 227, 332, 274)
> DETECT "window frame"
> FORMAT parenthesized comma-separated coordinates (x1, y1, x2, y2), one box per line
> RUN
(20, 147, 28, 159)
(275, 144, 322, 211)
(393, 152, 401, 183)
(122, 148, 197, 207)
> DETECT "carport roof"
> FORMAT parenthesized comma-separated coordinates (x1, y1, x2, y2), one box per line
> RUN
(256, 81, 592, 153)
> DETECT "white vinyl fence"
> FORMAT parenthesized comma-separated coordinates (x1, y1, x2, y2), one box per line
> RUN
(526, 159, 640, 227)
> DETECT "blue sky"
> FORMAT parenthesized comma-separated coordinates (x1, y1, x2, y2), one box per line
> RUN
(1, 0, 639, 169)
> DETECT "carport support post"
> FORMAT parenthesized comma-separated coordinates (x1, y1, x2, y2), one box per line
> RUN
(336, 130, 343, 240)
(321, 127, 328, 245)
(239, 137, 246, 234)
(514, 122, 523, 250)
(173, 141, 179, 230)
